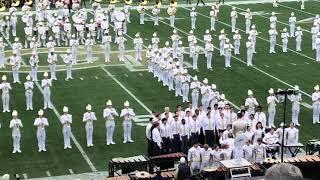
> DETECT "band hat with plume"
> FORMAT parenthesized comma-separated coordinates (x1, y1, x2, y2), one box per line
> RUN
(268, 88, 274, 94)
(2, 75, 6, 81)
(106, 100, 112, 106)
(86, 104, 92, 111)
(12, 110, 18, 117)
(203, 78, 208, 84)
(248, 90, 253, 96)
(63, 106, 69, 113)
(38, 109, 44, 116)
(314, 85, 319, 91)
(43, 72, 49, 77)
(124, 101, 130, 107)
(220, 94, 225, 100)
(294, 85, 299, 91)
(193, 76, 198, 81)
(26, 75, 31, 81)
(211, 84, 216, 89)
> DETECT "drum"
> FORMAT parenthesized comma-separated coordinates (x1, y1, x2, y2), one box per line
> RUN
(114, 11, 125, 22)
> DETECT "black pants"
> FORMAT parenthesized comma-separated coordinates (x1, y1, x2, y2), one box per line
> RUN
(197, 0, 205, 6)
(205, 130, 214, 147)
(162, 137, 171, 154)
(81, 0, 86, 8)
(153, 142, 161, 156)
(181, 135, 189, 154)
(172, 134, 181, 152)
(147, 139, 153, 156)
(199, 128, 205, 145)
(190, 132, 199, 146)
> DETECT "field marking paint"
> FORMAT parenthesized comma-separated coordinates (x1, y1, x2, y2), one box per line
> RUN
(144, 10, 313, 99)
(68, 169, 74, 175)
(80, 77, 84, 80)
(290, 63, 297, 66)
(124, 73, 129, 77)
(305, 62, 310, 64)
(46, 171, 51, 177)
(264, 64, 270, 67)
(278, 4, 316, 16)
(22, 173, 28, 179)
(301, 102, 312, 109)
(181, 7, 316, 62)
(278, 63, 284, 66)
(34, 82, 97, 172)
(139, 73, 143, 76)
(94, 76, 99, 79)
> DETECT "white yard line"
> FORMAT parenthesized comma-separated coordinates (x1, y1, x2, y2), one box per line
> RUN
(34, 82, 97, 172)
(290, 62, 297, 66)
(264, 64, 270, 67)
(305, 62, 310, 64)
(46, 171, 52, 177)
(181, 7, 315, 62)
(68, 169, 74, 175)
(278, 4, 317, 16)
(22, 173, 28, 179)
(144, 11, 313, 99)
(100, 66, 152, 114)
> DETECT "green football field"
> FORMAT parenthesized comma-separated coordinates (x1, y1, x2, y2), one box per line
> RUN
(1, 0, 320, 178)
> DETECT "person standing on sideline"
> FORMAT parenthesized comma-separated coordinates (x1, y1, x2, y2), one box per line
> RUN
(201, 78, 210, 110)
(34, 109, 49, 152)
(29, 51, 39, 81)
(289, 85, 302, 126)
(134, 33, 143, 61)
(152, 121, 162, 156)
(41, 72, 53, 109)
(267, 88, 278, 128)
(312, 85, 320, 124)
(210, 6, 216, 31)
(83, 104, 97, 147)
(120, 101, 135, 143)
(102, 30, 112, 63)
(190, 76, 200, 109)
(104, 100, 119, 145)
(24, 75, 33, 110)
(295, 26, 303, 52)
(0, 75, 11, 112)
(60, 106, 72, 149)
(10, 110, 22, 153)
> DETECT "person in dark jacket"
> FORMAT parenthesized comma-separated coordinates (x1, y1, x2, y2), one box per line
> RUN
(175, 157, 191, 180)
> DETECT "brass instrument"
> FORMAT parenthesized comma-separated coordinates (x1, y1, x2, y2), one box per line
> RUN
(110, 0, 117, 4)
(141, 0, 147, 5)
(125, 0, 132, 5)
(169, 0, 177, 6)
(26, 0, 33, 5)
(0, 1, 5, 12)
(156, 0, 161, 8)
(12, 0, 20, 7)
(95, 0, 102, 2)
(137, 4, 145, 14)
(167, 0, 177, 16)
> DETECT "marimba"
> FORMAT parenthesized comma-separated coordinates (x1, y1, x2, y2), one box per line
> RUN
(284, 143, 304, 157)
(149, 152, 186, 170)
(109, 155, 150, 177)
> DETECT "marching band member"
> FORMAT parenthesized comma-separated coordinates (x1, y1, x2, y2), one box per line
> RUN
(312, 85, 320, 124)
(245, 8, 252, 34)
(63, 19, 72, 46)
(76, 22, 86, 44)
(301, 0, 305, 9)
(295, 26, 303, 52)
(87, 19, 97, 44)
(46, 36, 55, 54)
(311, 23, 318, 50)
(273, 0, 278, 7)
(85, 34, 94, 63)
(188, 143, 201, 173)
(253, 138, 266, 164)
(188, 30, 195, 56)
(200, 144, 212, 170)
(104, 100, 119, 145)
(29, 51, 39, 81)
(201, 78, 210, 110)
(245, 90, 258, 115)
(224, 39, 233, 68)
(176, 41, 184, 65)
(168, 3, 176, 27)
(285, 122, 299, 145)
(288, 85, 302, 126)
(12, 37, 22, 57)
(152, 5, 160, 26)
(152, 32, 160, 49)
(30, 37, 38, 52)
(64, 49, 73, 81)
(137, 3, 145, 25)
(5, 16, 9, 39)
(209, 84, 220, 108)
(10, 13, 17, 37)
(24, 75, 34, 111)
(205, 39, 214, 70)
(174, 66, 182, 97)
(24, 23, 33, 48)
(233, 30, 241, 55)
(218, 29, 226, 56)
(270, 12, 277, 29)
(134, 33, 143, 61)
(190, 7, 197, 30)
(83, 104, 97, 147)
(281, 28, 289, 53)
(41, 72, 53, 109)
(289, 12, 296, 37)
(70, 35, 79, 64)
(120, 101, 135, 143)
(0, 38, 6, 68)
(203, 29, 212, 57)
(47, 51, 57, 80)
(249, 25, 258, 53)
(34, 109, 49, 152)
(191, 40, 200, 70)
(269, 25, 278, 54)
(102, 30, 112, 63)
(0, 75, 11, 112)
(267, 88, 278, 128)
(37, 22, 47, 47)
(181, 70, 190, 103)
(316, 33, 320, 62)
(190, 76, 200, 109)
(124, 3, 131, 23)
(10, 110, 23, 153)
(171, 30, 180, 59)
(160, 118, 172, 154)
(60, 106, 72, 149)
(210, 6, 216, 31)
(230, 7, 238, 33)
(52, 22, 61, 46)
(246, 36, 254, 66)
(0, 18, 5, 37)
(9, 52, 21, 84)
(115, 31, 126, 62)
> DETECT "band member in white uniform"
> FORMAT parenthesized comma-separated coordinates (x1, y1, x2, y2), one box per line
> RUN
(190, 7, 197, 30)
(0, 75, 11, 112)
(41, 72, 53, 109)
(34, 109, 49, 152)
(245, 90, 258, 115)
(10, 110, 23, 153)
(244, 8, 252, 34)
(230, 7, 238, 32)
(104, 100, 119, 145)
(29, 51, 39, 81)
(246, 36, 254, 66)
(281, 28, 289, 53)
(267, 88, 278, 128)
(83, 104, 97, 147)
(295, 26, 303, 52)
(24, 75, 34, 110)
(233, 30, 241, 55)
(134, 33, 143, 61)
(288, 85, 302, 126)
(289, 12, 296, 37)
(190, 76, 200, 109)
(60, 106, 72, 149)
(120, 101, 135, 143)
(269, 25, 278, 54)
(64, 49, 73, 81)
(312, 85, 320, 124)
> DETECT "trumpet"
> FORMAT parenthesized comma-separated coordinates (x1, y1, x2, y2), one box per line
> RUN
(169, 0, 177, 6)
(0, 0, 5, 11)
(12, 0, 20, 7)
(156, 0, 161, 8)
(110, 0, 117, 4)
(124, 0, 132, 5)
(26, 0, 33, 5)
(167, 4, 177, 16)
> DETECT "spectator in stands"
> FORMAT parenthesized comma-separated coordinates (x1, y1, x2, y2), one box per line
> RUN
(265, 163, 303, 180)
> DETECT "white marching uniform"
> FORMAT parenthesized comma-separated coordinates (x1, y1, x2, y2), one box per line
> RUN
(267, 95, 278, 128)
(102, 34, 112, 63)
(224, 43, 233, 68)
(29, 55, 39, 81)
(41, 78, 53, 109)
(188, 146, 201, 170)
(249, 29, 258, 53)
(233, 33, 241, 55)
(285, 127, 299, 146)
(64, 53, 73, 80)
(60, 113, 72, 148)
(281, 31, 289, 52)
(0, 82, 11, 112)
(70, 38, 79, 64)
(24, 81, 34, 110)
(311, 26, 318, 50)
(245, 11, 252, 34)
(312, 91, 320, 124)
(270, 15, 277, 29)
(47, 53, 58, 80)
(201, 85, 211, 110)
(246, 40, 254, 66)
(152, 7, 160, 26)
(295, 30, 303, 52)
(120, 108, 135, 143)
(210, 9, 216, 31)
(219, 34, 226, 56)
(190, 81, 200, 109)
(205, 42, 214, 69)
(245, 97, 258, 115)
(190, 45, 200, 70)
(115, 36, 126, 62)
(10, 118, 23, 153)
(289, 93, 302, 125)
(181, 75, 190, 102)
(83, 111, 97, 146)
(9, 55, 21, 83)
(0, 41, 6, 68)
(103, 107, 119, 145)
(230, 10, 238, 32)
(190, 11, 197, 29)
(134, 37, 143, 61)
(289, 16, 296, 37)
(85, 38, 94, 63)
(34, 117, 49, 151)
(316, 36, 320, 62)
(269, 29, 278, 53)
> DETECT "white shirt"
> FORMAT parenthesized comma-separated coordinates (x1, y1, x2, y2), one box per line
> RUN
(34, 117, 49, 130)
(285, 127, 299, 145)
(82, 111, 97, 127)
(10, 118, 23, 136)
(263, 132, 279, 145)
(146, 122, 152, 140)
(188, 146, 201, 162)
(152, 128, 162, 147)
(60, 114, 72, 128)
(0, 82, 12, 94)
(267, 95, 278, 109)
(120, 108, 135, 121)
(103, 107, 119, 120)
(160, 123, 172, 138)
